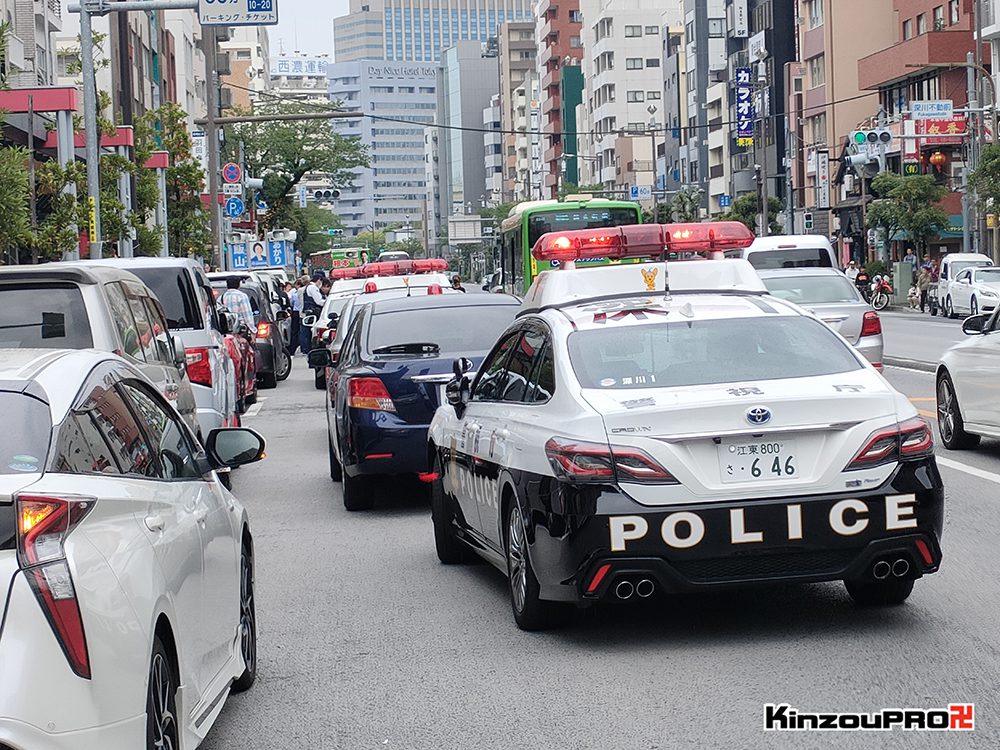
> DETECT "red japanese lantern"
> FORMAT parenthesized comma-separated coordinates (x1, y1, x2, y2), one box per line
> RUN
(929, 151, 947, 168)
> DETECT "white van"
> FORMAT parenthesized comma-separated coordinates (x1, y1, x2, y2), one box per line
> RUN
(731, 235, 840, 270)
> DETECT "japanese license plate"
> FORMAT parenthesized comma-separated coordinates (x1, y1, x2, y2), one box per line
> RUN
(719, 439, 798, 483)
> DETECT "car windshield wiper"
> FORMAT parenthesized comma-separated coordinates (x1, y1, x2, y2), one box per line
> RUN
(371, 342, 440, 355)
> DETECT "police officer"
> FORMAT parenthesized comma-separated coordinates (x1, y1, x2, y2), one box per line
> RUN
(300, 271, 325, 355)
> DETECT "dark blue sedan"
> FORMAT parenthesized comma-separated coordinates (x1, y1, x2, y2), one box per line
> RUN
(311, 292, 520, 510)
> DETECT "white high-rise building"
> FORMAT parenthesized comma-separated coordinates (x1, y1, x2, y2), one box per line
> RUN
(163, 10, 207, 125)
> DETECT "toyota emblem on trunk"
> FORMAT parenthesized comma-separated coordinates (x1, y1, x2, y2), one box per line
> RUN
(746, 407, 771, 426)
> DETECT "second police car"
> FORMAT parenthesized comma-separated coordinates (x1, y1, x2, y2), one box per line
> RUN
(427, 222, 945, 630)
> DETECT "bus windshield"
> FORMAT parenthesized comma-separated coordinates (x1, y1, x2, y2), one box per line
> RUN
(527, 207, 640, 247)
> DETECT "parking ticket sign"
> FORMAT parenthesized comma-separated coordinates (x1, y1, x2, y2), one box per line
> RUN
(198, 0, 279, 26)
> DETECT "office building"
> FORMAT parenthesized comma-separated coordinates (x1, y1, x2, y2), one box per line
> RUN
(163, 10, 206, 125)
(219, 25, 271, 112)
(333, 0, 532, 63)
(329, 60, 437, 237)
(484, 94, 504, 201)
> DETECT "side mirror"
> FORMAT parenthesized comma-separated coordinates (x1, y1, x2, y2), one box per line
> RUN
(171, 334, 186, 371)
(217, 310, 232, 335)
(205, 427, 266, 469)
(446, 379, 467, 407)
(963, 314, 988, 335)
(453, 356, 473, 379)
(308, 348, 332, 368)
(276, 310, 290, 321)
(327, 312, 340, 327)
(302, 314, 317, 328)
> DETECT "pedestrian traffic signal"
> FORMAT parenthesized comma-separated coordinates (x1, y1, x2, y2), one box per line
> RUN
(803, 212, 814, 231)
(851, 129, 892, 147)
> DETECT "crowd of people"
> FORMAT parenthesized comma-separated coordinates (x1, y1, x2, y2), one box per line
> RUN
(844, 248, 940, 313)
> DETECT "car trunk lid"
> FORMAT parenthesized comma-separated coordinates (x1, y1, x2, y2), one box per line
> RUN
(802, 301, 868, 345)
(370, 354, 486, 424)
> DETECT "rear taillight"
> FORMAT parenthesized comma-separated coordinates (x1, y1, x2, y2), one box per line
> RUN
(185, 347, 212, 387)
(544, 437, 678, 484)
(16, 495, 95, 679)
(427, 284, 443, 295)
(256, 322, 272, 340)
(846, 417, 934, 470)
(861, 311, 882, 337)
(348, 377, 396, 412)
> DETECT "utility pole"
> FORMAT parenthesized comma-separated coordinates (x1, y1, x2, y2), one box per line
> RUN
(967, 51, 980, 254)
(201, 24, 223, 269)
(78, 3, 103, 259)
(756, 59, 770, 237)
(784, 113, 794, 235)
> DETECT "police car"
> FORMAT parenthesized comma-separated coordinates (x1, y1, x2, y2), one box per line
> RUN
(427, 222, 944, 630)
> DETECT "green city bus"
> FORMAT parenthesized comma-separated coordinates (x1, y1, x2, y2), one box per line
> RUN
(497, 196, 643, 294)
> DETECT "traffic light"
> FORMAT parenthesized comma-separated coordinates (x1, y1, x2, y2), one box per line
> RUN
(803, 212, 814, 231)
(851, 129, 892, 147)
(843, 152, 880, 175)
(313, 189, 341, 201)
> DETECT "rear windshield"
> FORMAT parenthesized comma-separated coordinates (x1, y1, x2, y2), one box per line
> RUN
(763, 275, 860, 304)
(368, 305, 517, 356)
(569, 317, 863, 389)
(748, 248, 834, 270)
(0, 393, 51, 475)
(0, 284, 93, 349)
(128, 267, 203, 330)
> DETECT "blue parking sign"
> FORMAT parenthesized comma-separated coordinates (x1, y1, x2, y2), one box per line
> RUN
(268, 240, 286, 267)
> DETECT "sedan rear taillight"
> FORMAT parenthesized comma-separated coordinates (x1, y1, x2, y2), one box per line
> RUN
(846, 418, 934, 470)
(861, 311, 882, 337)
(348, 377, 396, 412)
(16, 494, 95, 679)
(256, 322, 272, 340)
(185, 347, 212, 387)
(544, 437, 678, 484)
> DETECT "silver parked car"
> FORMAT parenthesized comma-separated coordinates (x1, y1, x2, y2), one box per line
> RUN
(758, 268, 884, 369)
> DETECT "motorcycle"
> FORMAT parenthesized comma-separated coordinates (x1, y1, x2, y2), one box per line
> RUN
(869, 274, 893, 311)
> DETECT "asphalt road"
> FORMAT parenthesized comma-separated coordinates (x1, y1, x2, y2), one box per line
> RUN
(202, 361, 999, 749)
(880, 311, 966, 368)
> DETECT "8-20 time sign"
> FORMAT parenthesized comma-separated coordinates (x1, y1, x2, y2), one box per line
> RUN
(199, 0, 279, 26)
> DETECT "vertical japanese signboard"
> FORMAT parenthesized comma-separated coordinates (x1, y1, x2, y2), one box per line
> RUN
(736, 68, 754, 147)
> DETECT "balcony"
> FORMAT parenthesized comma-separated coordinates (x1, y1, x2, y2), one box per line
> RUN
(37, 0, 62, 32)
(538, 42, 558, 68)
(542, 69, 560, 92)
(858, 31, 977, 89)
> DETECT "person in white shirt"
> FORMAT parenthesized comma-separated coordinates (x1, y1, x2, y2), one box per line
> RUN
(299, 272, 325, 354)
(845, 260, 860, 283)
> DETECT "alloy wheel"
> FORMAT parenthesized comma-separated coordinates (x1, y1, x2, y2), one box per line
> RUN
(240, 549, 257, 676)
(150, 651, 178, 750)
(507, 507, 528, 614)
(938, 377, 955, 444)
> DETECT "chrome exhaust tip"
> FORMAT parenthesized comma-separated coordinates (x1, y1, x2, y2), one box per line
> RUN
(891, 558, 910, 578)
(872, 560, 892, 580)
(615, 580, 635, 600)
(635, 579, 655, 598)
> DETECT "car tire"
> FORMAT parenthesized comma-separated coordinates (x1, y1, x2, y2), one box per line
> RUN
(945, 295, 956, 319)
(245, 389, 257, 407)
(146, 635, 180, 750)
(937, 371, 981, 450)
(505, 502, 571, 631)
(259, 371, 278, 390)
(315, 369, 327, 390)
(343, 471, 375, 511)
(844, 577, 914, 606)
(971, 297, 979, 316)
(929, 299, 938, 316)
(231, 541, 257, 693)
(430, 454, 473, 564)
(328, 432, 343, 482)
(275, 349, 292, 382)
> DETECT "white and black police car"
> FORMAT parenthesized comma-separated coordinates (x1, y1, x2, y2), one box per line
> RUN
(427, 221, 944, 630)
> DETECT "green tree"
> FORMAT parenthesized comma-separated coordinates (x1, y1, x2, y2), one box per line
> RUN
(866, 173, 948, 256)
(135, 103, 211, 257)
(32, 160, 85, 262)
(721, 193, 783, 235)
(290, 203, 345, 257)
(969, 143, 1000, 214)
(669, 187, 704, 222)
(224, 100, 368, 231)
(384, 235, 424, 258)
(0, 145, 31, 263)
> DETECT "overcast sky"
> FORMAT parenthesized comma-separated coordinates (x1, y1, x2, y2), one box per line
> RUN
(272, 0, 350, 57)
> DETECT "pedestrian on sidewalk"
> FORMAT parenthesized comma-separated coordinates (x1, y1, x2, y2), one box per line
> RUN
(287, 281, 302, 355)
(917, 265, 932, 313)
(845, 260, 860, 283)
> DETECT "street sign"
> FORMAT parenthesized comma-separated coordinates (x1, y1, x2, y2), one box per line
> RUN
(230, 243, 249, 270)
(191, 130, 208, 176)
(222, 184, 243, 196)
(198, 0, 279, 26)
(903, 161, 921, 176)
(222, 162, 243, 184)
(735, 67, 754, 147)
(225, 197, 245, 218)
(87, 196, 97, 242)
(815, 147, 830, 210)
(629, 185, 652, 200)
(256, 195, 269, 212)
(298, 184, 307, 209)
(911, 100, 953, 120)
(720, 195, 732, 208)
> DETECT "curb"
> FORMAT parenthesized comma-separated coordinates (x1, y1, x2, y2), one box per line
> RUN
(883, 357, 937, 373)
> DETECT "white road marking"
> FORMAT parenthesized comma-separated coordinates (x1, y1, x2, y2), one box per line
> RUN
(937, 456, 1000, 486)
(244, 402, 263, 418)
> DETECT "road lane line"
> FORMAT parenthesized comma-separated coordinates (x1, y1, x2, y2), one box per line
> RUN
(937, 456, 1000, 486)
(916, 408, 936, 419)
(244, 403, 263, 418)
(909, 397, 936, 402)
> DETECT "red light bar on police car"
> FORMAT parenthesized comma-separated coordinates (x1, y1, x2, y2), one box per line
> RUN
(331, 267, 363, 281)
(532, 222, 755, 262)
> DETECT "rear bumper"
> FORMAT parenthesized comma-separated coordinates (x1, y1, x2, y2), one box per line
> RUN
(343, 414, 430, 477)
(255, 340, 275, 375)
(853, 334, 884, 367)
(522, 459, 944, 602)
(0, 715, 145, 750)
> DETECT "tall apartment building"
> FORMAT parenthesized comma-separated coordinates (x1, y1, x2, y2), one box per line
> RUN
(270, 53, 331, 104)
(333, 0, 533, 62)
(660, 25, 687, 196)
(535, 0, 583, 196)
(163, 10, 206, 124)
(496, 21, 536, 201)
(483, 94, 504, 201)
(329, 60, 437, 237)
(220, 25, 271, 112)
(4, 0, 61, 88)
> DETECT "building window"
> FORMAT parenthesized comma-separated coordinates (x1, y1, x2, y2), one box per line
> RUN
(949, 0, 960, 24)
(646, 58, 660, 67)
(569, 9, 582, 22)
(647, 90, 661, 100)
(626, 57, 643, 70)
(708, 18, 725, 37)
(917, 13, 927, 34)
(902, 19, 913, 39)
(808, 54, 825, 87)
(645, 25, 658, 34)
(627, 90, 644, 102)
(807, 0, 824, 28)
(809, 113, 827, 146)
(933, 5, 944, 29)
(624, 25, 642, 37)
(570, 35, 582, 48)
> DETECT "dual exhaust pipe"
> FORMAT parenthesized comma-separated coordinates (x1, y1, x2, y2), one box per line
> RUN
(615, 578, 655, 600)
(872, 558, 910, 580)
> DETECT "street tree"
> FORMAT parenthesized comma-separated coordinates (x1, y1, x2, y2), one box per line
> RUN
(721, 193, 783, 235)
(384, 235, 424, 258)
(291, 204, 346, 258)
(669, 187, 705, 222)
(969, 143, 1000, 215)
(224, 100, 368, 231)
(866, 172, 948, 256)
(0, 145, 31, 263)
